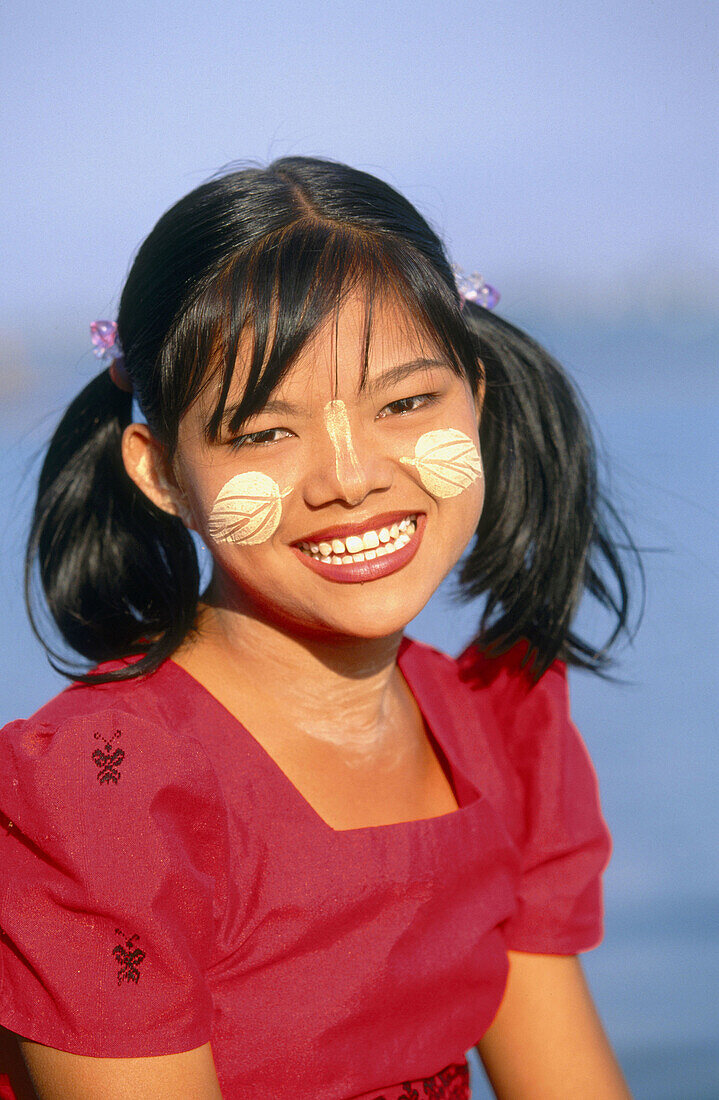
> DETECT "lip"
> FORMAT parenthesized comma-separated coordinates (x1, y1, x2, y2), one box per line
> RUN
(293, 509, 424, 546)
(291, 513, 426, 585)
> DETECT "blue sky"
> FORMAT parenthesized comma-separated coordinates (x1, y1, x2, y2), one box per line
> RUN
(1, 0, 717, 369)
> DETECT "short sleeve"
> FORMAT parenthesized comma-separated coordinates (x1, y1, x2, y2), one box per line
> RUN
(0, 706, 229, 1057)
(494, 657, 612, 954)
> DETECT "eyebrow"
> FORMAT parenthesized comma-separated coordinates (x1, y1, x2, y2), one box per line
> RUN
(360, 357, 455, 397)
(223, 396, 301, 424)
(248, 397, 299, 416)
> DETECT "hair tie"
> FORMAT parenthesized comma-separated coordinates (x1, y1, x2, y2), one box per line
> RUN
(90, 320, 133, 393)
(452, 266, 500, 311)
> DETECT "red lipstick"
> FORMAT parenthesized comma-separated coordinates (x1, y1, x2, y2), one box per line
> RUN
(291, 514, 426, 584)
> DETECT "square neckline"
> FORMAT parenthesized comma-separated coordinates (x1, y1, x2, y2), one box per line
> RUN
(164, 637, 483, 835)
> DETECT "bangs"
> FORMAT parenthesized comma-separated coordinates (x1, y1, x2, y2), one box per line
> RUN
(158, 220, 480, 450)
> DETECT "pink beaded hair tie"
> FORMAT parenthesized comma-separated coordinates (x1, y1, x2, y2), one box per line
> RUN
(90, 320, 133, 393)
(452, 265, 500, 311)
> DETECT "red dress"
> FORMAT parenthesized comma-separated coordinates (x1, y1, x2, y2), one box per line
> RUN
(0, 637, 610, 1099)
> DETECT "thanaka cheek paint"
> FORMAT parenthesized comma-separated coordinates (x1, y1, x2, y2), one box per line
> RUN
(207, 471, 291, 545)
(323, 399, 364, 488)
(400, 428, 483, 498)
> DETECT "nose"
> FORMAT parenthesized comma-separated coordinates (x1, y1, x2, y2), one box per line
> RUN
(302, 399, 392, 508)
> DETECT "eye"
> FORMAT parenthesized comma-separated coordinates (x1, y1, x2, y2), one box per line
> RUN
(227, 427, 292, 449)
(377, 392, 440, 419)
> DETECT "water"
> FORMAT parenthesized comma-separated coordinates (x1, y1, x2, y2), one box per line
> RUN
(1, 319, 717, 1096)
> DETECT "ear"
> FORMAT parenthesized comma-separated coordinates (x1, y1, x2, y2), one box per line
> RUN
(121, 423, 195, 528)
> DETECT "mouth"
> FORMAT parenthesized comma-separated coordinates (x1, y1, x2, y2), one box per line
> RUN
(291, 513, 425, 584)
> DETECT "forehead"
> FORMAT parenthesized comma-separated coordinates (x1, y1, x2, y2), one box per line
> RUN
(238, 290, 447, 405)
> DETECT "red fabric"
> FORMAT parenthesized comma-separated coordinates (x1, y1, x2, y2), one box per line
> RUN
(0, 637, 610, 1099)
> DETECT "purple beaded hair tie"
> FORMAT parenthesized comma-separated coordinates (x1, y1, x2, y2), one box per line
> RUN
(90, 320, 133, 393)
(452, 265, 500, 311)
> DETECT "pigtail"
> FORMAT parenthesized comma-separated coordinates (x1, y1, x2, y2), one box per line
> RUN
(460, 301, 642, 678)
(25, 369, 200, 682)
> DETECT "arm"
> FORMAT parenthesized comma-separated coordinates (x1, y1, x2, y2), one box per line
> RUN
(476, 952, 631, 1099)
(18, 1039, 223, 1100)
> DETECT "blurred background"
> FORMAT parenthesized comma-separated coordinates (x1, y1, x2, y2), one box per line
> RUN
(1, 1, 717, 1095)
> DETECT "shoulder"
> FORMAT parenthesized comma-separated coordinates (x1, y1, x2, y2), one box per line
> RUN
(3, 656, 208, 756)
(400, 633, 557, 726)
(14, 655, 185, 735)
(401, 639, 611, 954)
(0, 664, 227, 866)
(400, 634, 587, 815)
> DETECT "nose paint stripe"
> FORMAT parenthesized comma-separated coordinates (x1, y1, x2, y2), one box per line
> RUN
(323, 399, 364, 487)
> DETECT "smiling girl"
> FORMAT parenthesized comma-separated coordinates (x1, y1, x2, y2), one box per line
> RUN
(0, 158, 636, 1098)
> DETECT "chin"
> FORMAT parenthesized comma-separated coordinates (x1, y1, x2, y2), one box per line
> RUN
(297, 592, 432, 644)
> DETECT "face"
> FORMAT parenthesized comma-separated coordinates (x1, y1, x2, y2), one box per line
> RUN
(141, 292, 484, 642)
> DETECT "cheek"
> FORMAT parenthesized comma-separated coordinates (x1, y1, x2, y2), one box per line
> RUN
(400, 428, 483, 499)
(433, 477, 484, 572)
(206, 471, 291, 546)
(466, 474, 485, 530)
(449, 474, 484, 536)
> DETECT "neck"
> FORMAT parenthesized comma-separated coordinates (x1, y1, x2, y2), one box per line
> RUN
(178, 596, 410, 757)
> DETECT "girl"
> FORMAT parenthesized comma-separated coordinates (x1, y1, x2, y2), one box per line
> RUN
(0, 157, 636, 1099)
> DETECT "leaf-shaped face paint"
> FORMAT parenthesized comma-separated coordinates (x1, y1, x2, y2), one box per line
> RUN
(207, 472, 291, 545)
(400, 429, 483, 498)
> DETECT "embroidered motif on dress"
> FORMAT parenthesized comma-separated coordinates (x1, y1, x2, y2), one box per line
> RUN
(91, 728, 124, 784)
(112, 929, 145, 985)
(371, 1061, 469, 1099)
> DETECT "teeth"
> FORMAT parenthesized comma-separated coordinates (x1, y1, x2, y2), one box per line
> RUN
(299, 516, 418, 566)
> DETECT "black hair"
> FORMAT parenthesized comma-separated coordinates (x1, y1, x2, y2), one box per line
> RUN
(25, 156, 641, 682)
(457, 301, 641, 674)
